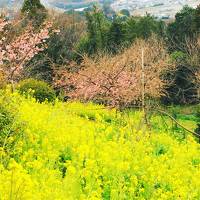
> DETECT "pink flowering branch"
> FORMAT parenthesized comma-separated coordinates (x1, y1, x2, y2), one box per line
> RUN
(0, 19, 59, 85)
(54, 37, 175, 108)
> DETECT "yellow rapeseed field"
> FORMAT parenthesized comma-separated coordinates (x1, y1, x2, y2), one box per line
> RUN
(0, 91, 200, 200)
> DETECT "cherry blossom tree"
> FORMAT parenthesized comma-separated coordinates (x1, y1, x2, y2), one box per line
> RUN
(54, 37, 175, 108)
(0, 18, 9, 65)
(0, 18, 56, 87)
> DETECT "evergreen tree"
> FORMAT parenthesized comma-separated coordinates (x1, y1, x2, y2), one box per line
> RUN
(193, 5, 200, 33)
(21, 0, 47, 26)
(77, 6, 110, 55)
(167, 6, 196, 51)
(120, 9, 130, 17)
(165, 6, 200, 104)
(107, 19, 126, 53)
(125, 15, 165, 43)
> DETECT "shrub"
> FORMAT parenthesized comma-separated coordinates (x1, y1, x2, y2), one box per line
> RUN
(18, 79, 56, 103)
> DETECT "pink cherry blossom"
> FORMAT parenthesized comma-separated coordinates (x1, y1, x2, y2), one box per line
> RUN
(0, 19, 55, 82)
(54, 37, 175, 108)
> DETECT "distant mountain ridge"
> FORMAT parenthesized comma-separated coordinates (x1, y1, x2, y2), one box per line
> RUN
(0, 0, 23, 9)
(0, 0, 99, 9)
(1, 0, 200, 19)
(112, 0, 200, 18)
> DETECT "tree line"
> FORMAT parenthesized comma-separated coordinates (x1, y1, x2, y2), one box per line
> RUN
(0, 0, 200, 107)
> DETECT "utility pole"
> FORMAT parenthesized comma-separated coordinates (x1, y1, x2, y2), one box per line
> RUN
(141, 48, 145, 114)
(141, 48, 149, 126)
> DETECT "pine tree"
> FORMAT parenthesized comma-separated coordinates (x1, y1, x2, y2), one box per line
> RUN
(107, 19, 125, 53)
(85, 6, 109, 54)
(194, 5, 200, 32)
(21, 0, 47, 26)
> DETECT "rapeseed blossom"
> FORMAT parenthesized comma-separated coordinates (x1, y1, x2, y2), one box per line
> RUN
(0, 92, 200, 199)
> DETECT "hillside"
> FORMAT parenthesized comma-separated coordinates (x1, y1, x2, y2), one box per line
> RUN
(1, 0, 200, 19)
(112, 0, 200, 18)
(0, 0, 100, 9)
(0, 0, 23, 8)
(0, 91, 199, 199)
(0, 1, 200, 199)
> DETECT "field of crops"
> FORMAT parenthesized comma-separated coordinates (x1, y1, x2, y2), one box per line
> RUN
(0, 90, 200, 200)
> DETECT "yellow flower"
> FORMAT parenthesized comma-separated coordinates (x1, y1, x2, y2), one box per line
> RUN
(67, 166, 76, 175)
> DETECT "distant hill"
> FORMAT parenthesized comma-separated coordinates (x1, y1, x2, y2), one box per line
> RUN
(1, 0, 199, 19)
(0, 0, 23, 9)
(112, 0, 200, 19)
(48, 0, 98, 10)
(0, 0, 101, 10)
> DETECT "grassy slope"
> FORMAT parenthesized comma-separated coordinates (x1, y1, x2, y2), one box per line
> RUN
(0, 93, 200, 199)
